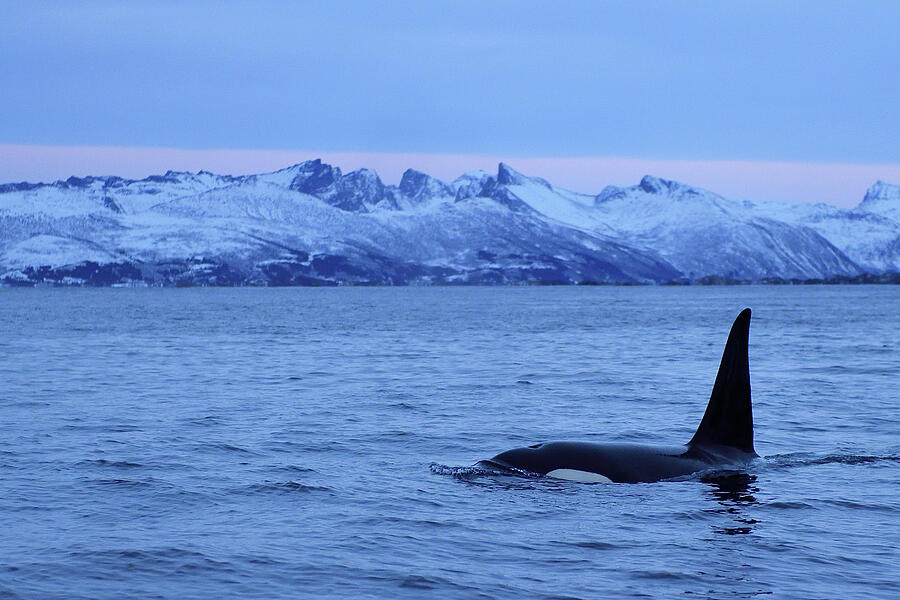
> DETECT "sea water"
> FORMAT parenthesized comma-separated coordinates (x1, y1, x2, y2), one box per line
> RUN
(1, 286, 897, 599)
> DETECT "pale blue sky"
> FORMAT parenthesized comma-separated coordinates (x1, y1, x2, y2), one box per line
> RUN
(1, 1, 898, 204)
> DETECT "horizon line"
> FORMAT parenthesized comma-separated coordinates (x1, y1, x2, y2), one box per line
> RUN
(2, 144, 899, 208)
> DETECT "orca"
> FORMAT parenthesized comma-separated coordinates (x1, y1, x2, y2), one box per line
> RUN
(479, 309, 757, 483)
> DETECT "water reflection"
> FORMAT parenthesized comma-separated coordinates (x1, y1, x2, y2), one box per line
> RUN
(701, 472, 760, 535)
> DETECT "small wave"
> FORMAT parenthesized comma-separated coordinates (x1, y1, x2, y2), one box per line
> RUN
(821, 498, 897, 512)
(399, 574, 461, 590)
(395, 574, 483, 594)
(368, 430, 414, 440)
(66, 547, 233, 576)
(808, 454, 899, 466)
(6, 401, 50, 408)
(73, 547, 208, 562)
(277, 464, 316, 474)
(3, 504, 56, 513)
(400, 575, 440, 590)
(390, 402, 419, 410)
(182, 415, 223, 427)
(243, 480, 333, 495)
(84, 478, 153, 489)
(764, 452, 900, 469)
(633, 569, 704, 582)
(199, 442, 257, 454)
(553, 540, 619, 550)
(761, 500, 815, 510)
(62, 423, 142, 433)
(356, 515, 459, 528)
(267, 440, 355, 454)
(0, 585, 21, 600)
(76, 459, 143, 469)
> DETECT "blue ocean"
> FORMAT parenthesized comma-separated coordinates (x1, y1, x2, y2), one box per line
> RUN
(1, 286, 897, 599)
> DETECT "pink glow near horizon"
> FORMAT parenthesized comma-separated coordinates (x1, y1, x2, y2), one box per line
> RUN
(2, 144, 898, 208)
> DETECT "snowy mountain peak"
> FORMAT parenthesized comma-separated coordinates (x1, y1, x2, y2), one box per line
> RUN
(344, 168, 384, 191)
(145, 171, 193, 184)
(859, 180, 900, 217)
(595, 185, 626, 204)
(497, 162, 528, 186)
(398, 169, 453, 203)
(287, 159, 342, 195)
(288, 158, 324, 171)
(57, 175, 114, 189)
(638, 175, 698, 196)
(452, 170, 494, 202)
(452, 170, 492, 187)
(338, 168, 388, 211)
(497, 163, 555, 192)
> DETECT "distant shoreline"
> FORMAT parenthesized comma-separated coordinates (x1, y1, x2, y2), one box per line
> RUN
(2, 262, 898, 288)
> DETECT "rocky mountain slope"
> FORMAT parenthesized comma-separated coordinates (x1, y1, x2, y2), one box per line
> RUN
(746, 180, 900, 273)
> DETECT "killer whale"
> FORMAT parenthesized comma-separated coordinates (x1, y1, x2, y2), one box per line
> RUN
(480, 309, 757, 483)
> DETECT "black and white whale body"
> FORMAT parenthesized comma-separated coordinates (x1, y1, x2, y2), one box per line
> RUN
(480, 309, 757, 483)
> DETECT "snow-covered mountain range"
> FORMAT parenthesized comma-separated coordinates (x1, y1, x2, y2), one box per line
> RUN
(1, 160, 897, 286)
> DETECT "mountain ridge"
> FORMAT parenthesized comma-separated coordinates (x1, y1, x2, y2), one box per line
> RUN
(1, 160, 897, 287)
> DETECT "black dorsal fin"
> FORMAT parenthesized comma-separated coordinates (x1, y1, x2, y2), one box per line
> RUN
(688, 308, 755, 454)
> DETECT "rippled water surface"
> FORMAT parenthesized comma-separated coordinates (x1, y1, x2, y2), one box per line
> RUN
(1, 286, 898, 599)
